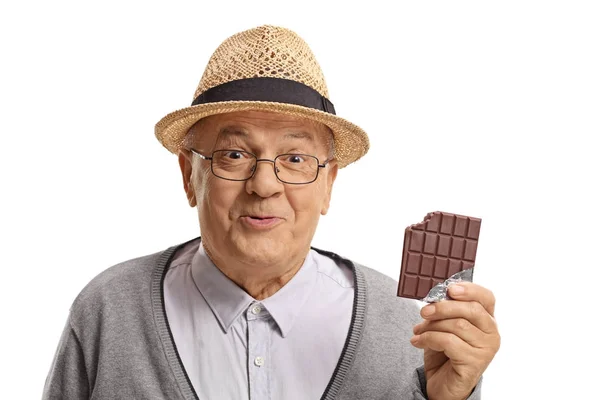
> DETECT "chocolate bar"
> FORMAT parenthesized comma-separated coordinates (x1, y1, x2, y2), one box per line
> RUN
(396, 212, 481, 300)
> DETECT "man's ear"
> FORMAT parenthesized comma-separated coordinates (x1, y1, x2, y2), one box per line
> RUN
(321, 160, 338, 215)
(178, 149, 197, 207)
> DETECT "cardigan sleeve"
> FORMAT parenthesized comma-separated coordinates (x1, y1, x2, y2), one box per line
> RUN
(42, 316, 90, 400)
(414, 366, 482, 399)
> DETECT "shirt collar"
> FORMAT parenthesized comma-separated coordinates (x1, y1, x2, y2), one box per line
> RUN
(191, 245, 254, 333)
(190, 243, 318, 337)
(262, 250, 317, 337)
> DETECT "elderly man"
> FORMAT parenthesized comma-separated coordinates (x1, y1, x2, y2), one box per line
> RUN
(43, 25, 500, 400)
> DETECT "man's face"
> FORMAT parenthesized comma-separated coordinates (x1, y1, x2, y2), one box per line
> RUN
(178, 110, 338, 268)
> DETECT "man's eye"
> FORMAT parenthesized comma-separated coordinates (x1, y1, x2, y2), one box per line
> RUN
(225, 151, 243, 159)
(287, 155, 305, 163)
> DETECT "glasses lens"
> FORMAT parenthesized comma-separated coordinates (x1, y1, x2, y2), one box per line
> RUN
(275, 154, 319, 184)
(211, 150, 255, 180)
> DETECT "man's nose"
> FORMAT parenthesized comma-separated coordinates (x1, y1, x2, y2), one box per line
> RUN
(252, 159, 280, 175)
(245, 159, 283, 197)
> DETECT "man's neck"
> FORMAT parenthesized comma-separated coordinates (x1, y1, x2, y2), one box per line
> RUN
(202, 242, 306, 300)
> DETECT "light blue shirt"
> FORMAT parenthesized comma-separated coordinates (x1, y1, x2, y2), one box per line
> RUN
(164, 240, 355, 400)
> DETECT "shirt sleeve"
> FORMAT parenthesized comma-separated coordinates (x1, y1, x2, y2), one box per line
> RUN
(42, 316, 90, 400)
(414, 366, 482, 400)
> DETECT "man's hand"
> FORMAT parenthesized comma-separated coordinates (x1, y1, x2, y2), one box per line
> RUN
(410, 282, 500, 400)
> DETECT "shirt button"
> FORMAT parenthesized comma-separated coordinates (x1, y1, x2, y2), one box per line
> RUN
(251, 305, 262, 315)
(254, 356, 264, 367)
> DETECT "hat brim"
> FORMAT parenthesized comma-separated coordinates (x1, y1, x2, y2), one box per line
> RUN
(155, 101, 369, 169)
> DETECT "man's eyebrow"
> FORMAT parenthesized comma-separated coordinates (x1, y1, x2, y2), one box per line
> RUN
(282, 131, 315, 142)
(217, 126, 249, 139)
(217, 127, 315, 142)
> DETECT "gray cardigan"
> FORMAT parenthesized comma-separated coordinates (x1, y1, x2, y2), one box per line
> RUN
(43, 238, 482, 399)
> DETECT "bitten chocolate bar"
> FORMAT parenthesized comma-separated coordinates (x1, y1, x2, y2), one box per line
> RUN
(397, 212, 482, 300)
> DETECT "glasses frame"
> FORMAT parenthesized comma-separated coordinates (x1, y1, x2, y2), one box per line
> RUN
(190, 148, 331, 185)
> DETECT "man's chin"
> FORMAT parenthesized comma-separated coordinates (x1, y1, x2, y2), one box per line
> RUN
(230, 236, 287, 264)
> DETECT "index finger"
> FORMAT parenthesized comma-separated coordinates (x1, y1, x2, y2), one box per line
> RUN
(447, 282, 496, 316)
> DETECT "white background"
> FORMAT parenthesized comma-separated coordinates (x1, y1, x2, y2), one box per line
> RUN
(1, 1, 598, 398)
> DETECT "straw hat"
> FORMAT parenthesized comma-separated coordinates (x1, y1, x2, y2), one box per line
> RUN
(155, 25, 369, 168)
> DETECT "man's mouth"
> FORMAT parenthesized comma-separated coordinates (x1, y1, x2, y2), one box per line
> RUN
(241, 215, 283, 229)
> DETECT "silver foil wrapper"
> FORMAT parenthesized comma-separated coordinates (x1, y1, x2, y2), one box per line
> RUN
(422, 268, 474, 303)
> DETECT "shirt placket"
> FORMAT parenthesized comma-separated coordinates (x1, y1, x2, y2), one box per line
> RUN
(246, 302, 271, 400)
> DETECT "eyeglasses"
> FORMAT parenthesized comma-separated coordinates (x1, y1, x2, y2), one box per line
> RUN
(190, 149, 330, 184)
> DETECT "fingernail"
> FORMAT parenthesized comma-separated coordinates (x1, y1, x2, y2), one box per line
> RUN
(450, 284, 465, 295)
(422, 306, 435, 317)
(413, 324, 421, 334)
(410, 335, 420, 344)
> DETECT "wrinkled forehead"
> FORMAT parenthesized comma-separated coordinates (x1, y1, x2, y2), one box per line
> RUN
(185, 111, 332, 150)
